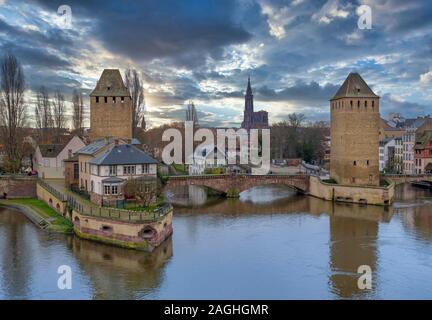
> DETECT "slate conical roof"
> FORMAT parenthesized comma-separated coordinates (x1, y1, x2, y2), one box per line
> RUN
(331, 72, 378, 100)
(90, 69, 130, 97)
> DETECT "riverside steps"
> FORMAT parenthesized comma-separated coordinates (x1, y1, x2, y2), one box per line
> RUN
(36, 179, 173, 251)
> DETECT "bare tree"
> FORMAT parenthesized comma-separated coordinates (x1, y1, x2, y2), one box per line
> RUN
(52, 90, 66, 139)
(124, 68, 145, 137)
(288, 113, 306, 130)
(0, 53, 26, 172)
(72, 89, 84, 135)
(35, 86, 53, 143)
(124, 176, 159, 207)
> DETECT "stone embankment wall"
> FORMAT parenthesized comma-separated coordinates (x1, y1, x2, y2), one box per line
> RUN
(309, 175, 394, 206)
(0, 176, 37, 198)
(72, 210, 173, 252)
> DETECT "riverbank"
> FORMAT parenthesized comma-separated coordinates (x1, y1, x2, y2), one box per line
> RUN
(0, 198, 73, 233)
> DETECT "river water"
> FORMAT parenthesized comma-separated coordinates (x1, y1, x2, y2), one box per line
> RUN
(1, 183, 432, 299)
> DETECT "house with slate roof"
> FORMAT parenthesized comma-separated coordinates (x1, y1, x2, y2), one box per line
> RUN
(75, 137, 138, 191)
(87, 143, 158, 206)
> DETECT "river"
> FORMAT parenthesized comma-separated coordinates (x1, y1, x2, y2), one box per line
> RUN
(0, 183, 432, 299)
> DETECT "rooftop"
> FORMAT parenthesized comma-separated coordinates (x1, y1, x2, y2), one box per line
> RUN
(38, 144, 65, 158)
(77, 137, 141, 155)
(90, 69, 130, 97)
(331, 72, 379, 100)
(89, 144, 159, 166)
(77, 138, 112, 155)
(415, 130, 432, 149)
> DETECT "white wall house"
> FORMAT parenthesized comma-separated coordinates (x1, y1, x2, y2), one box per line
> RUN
(403, 127, 416, 174)
(188, 144, 227, 175)
(395, 137, 403, 174)
(87, 144, 158, 203)
(34, 136, 86, 179)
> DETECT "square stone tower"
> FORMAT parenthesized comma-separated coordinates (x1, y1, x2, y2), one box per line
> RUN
(330, 73, 380, 186)
(90, 69, 132, 141)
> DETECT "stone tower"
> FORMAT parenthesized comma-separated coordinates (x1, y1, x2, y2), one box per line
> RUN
(90, 69, 132, 141)
(330, 73, 380, 186)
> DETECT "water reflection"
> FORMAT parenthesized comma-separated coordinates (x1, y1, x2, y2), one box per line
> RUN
(69, 236, 173, 299)
(0, 209, 33, 299)
(1, 183, 432, 299)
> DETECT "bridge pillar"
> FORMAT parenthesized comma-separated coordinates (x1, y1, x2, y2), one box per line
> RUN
(226, 187, 240, 198)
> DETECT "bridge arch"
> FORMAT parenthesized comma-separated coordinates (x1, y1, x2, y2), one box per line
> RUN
(164, 174, 309, 197)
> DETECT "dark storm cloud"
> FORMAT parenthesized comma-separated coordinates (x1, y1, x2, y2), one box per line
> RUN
(0, 16, 75, 69)
(256, 81, 339, 103)
(380, 94, 430, 118)
(2, 0, 432, 127)
(33, 0, 251, 67)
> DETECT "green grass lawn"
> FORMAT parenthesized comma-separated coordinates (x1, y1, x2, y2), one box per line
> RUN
(124, 197, 166, 212)
(0, 198, 73, 233)
(172, 164, 188, 175)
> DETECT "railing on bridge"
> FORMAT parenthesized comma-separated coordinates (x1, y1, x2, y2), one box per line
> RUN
(166, 173, 309, 179)
(384, 174, 432, 178)
(37, 179, 172, 223)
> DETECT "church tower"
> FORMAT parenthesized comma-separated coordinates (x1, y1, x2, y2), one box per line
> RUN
(90, 69, 133, 141)
(242, 76, 254, 129)
(330, 73, 380, 186)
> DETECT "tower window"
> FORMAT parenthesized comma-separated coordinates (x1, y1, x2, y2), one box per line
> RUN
(353, 161, 357, 166)
(104, 96, 108, 103)
(107, 86, 111, 91)
(357, 101, 360, 108)
(364, 101, 367, 108)
(121, 96, 125, 103)
(113, 96, 116, 103)
(367, 160, 369, 166)
(350, 100, 353, 107)
(96, 96, 99, 103)
(372, 101, 375, 107)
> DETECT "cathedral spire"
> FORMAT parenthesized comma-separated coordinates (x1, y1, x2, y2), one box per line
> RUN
(246, 75, 252, 95)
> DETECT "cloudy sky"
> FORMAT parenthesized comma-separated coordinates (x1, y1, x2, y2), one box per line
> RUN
(0, 0, 431, 128)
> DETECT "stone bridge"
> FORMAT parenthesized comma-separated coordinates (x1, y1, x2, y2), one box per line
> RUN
(165, 174, 310, 197)
(384, 174, 432, 185)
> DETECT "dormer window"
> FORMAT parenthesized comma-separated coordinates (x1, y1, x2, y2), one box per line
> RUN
(107, 86, 111, 91)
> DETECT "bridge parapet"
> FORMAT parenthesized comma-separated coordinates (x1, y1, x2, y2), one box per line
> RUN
(383, 174, 432, 185)
(165, 174, 310, 197)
